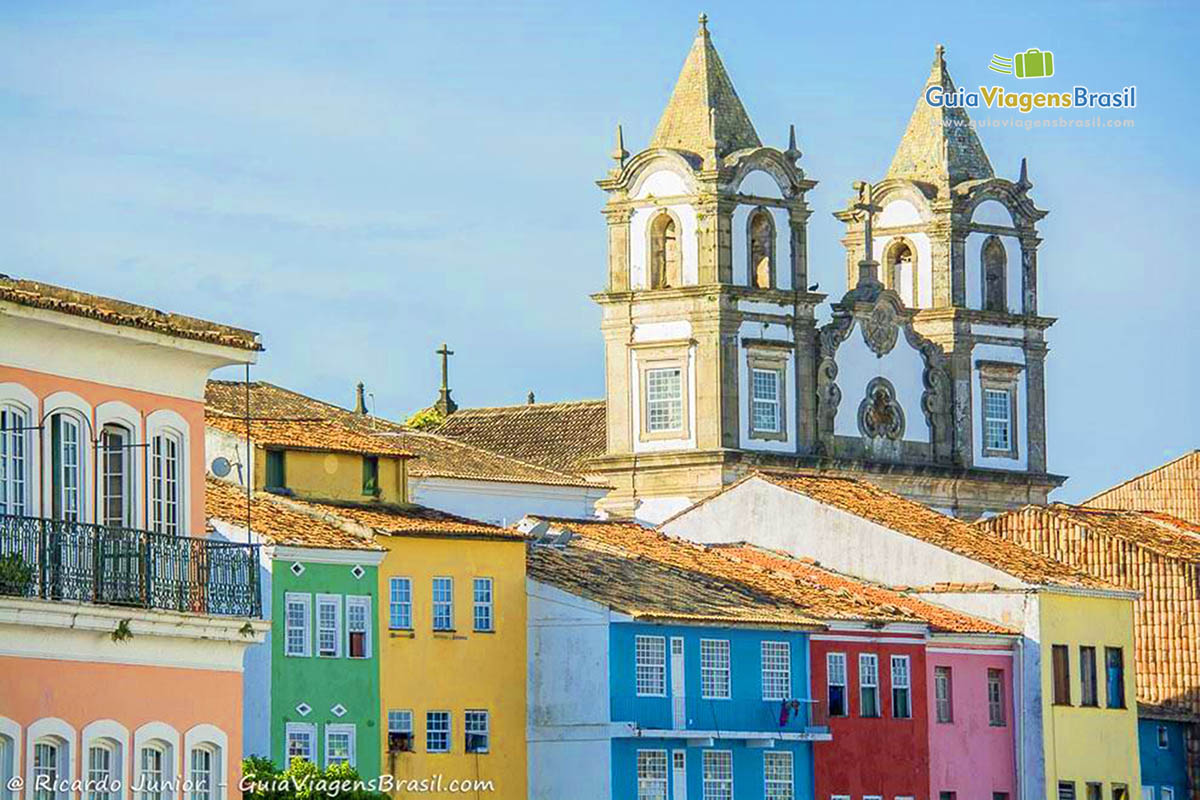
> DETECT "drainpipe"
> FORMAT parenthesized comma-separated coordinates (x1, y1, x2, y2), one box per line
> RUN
(1015, 635, 1025, 800)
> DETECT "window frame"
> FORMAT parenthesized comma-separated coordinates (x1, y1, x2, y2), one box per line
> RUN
(643, 364, 686, 438)
(1157, 725, 1169, 750)
(50, 411, 85, 522)
(316, 594, 342, 658)
(763, 750, 794, 800)
(1052, 644, 1072, 705)
(149, 428, 184, 535)
(432, 576, 454, 631)
(188, 745, 216, 800)
(388, 577, 412, 630)
(934, 665, 954, 723)
(987, 668, 1006, 727)
(890, 655, 911, 719)
(264, 449, 286, 491)
(700, 639, 732, 700)
(284, 592, 312, 658)
(635, 635, 667, 697)
(284, 723, 316, 763)
(827, 652, 847, 717)
(747, 348, 789, 442)
(425, 711, 451, 754)
(1080, 645, 1099, 707)
(1105, 646, 1126, 709)
(345, 595, 371, 659)
(361, 455, 380, 497)
(87, 742, 116, 800)
(473, 577, 494, 633)
(858, 653, 880, 718)
(387, 710, 414, 754)
(761, 641, 791, 701)
(99, 423, 135, 529)
(702, 750, 733, 800)
(323, 724, 356, 768)
(977, 360, 1023, 459)
(464, 710, 490, 754)
(0, 402, 32, 518)
(636, 749, 668, 800)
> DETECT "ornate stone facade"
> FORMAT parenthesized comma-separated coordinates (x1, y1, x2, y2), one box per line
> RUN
(585, 20, 1064, 522)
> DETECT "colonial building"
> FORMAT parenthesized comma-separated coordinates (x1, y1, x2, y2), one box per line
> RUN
(435, 19, 1063, 522)
(0, 275, 268, 800)
(660, 472, 1144, 800)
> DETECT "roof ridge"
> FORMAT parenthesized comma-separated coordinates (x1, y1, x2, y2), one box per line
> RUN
(402, 428, 593, 482)
(449, 399, 605, 414)
(1082, 449, 1200, 504)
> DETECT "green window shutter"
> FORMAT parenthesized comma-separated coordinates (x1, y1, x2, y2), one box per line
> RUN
(362, 456, 379, 496)
(265, 450, 286, 490)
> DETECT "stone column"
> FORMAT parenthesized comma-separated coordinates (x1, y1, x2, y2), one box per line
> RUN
(604, 206, 632, 293)
(1024, 341, 1048, 473)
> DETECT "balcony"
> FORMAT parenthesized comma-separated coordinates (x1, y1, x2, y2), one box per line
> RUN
(0, 514, 261, 618)
(611, 694, 832, 742)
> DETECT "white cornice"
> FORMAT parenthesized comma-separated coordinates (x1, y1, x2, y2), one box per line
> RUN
(270, 545, 386, 566)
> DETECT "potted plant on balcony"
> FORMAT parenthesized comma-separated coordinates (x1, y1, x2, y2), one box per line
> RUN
(0, 552, 34, 597)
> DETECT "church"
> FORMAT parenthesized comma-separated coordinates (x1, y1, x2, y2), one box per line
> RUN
(437, 15, 1058, 523)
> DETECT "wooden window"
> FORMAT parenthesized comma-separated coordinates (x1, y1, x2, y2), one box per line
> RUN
(388, 577, 412, 630)
(1052, 644, 1071, 705)
(88, 743, 115, 800)
(988, 669, 1006, 726)
(100, 424, 134, 527)
(763, 751, 793, 800)
(265, 450, 286, 490)
(189, 746, 215, 800)
(346, 595, 370, 659)
(859, 653, 880, 718)
(285, 723, 316, 761)
(361, 456, 379, 496)
(432, 577, 454, 631)
(1086, 783, 1103, 800)
(473, 577, 494, 632)
(701, 639, 731, 699)
(635, 635, 666, 696)
(761, 641, 791, 701)
(425, 712, 450, 753)
(1105, 647, 1126, 708)
(316, 594, 342, 658)
(464, 710, 489, 754)
(891, 655, 911, 719)
(637, 750, 668, 800)
(646, 368, 684, 433)
(0, 404, 29, 517)
(1113, 784, 1130, 800)
(1080, 646, 1098, 706)
(827, 653, 847, 717)
(934, 666, 953, 722)
(51, 413, 82, 521)
(324, 724, 355, 767)
(386, 710, 413, 753)
(150, 431, 182, 535)
(703, 750, 733, 800)
(284, 593, 312, 657)
(1059, 784, 1077, 800)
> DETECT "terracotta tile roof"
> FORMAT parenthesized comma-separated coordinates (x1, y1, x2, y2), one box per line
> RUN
(979, 504, 1200, 720)
(1, 274, 261, 351)
(206, 413, 415, 458)
(284, 495, 523, 541)
(434, 400, 607, 475)
(748, 472, 1113, 590)
(1084, 450, 1200, 525)
(526, 520, 823, 628)
(524, 516, 1005, 630)
(205, 381, 599, 488)
(714, 544, 1014, 634)
(204, 477, 382, 551)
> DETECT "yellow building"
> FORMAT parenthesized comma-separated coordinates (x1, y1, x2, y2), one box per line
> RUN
(1039, 591, 1141, 800)
(204, 402, 529, 798)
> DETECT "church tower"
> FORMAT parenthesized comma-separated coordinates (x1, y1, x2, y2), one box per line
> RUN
(833, 46, 1062, 513)
(590, 15, 822, 521)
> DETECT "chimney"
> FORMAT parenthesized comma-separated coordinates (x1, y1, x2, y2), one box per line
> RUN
(354, 382, 367, 415)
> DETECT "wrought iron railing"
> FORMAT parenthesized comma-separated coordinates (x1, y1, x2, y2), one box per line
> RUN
(0, 514, 261, 618)
(611, 694, 830, 733)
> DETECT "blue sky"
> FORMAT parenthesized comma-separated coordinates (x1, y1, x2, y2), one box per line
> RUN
(2, 1, 1196, 501)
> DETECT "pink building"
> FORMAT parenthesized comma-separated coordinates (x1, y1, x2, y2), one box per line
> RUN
(926, 633, 1020, 800)
(0, 276, 268, 799)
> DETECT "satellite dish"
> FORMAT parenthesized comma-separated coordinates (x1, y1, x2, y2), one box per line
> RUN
(211, 456, 232, 478)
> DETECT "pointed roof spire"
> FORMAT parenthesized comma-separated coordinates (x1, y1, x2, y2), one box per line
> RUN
(649, 14, 761, 159)
(1017, 156, 1032, 191)
(784, 124, 802, 163)
(886, 44, 994, 189)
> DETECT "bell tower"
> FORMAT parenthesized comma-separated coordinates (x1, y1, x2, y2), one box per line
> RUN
(589, 15, 822, 522)
(833, 45, 1062, 509)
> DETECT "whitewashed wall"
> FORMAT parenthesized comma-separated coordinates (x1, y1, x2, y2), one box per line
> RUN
(970, 342, 1028, 470)
(409, 478, 606, 527)
(527, 578, 613, 800)
(831, 324, 931, 443)
(629, 204, 699, 290)
(873, 232, 933, 308)
(731, 204, 792, 290)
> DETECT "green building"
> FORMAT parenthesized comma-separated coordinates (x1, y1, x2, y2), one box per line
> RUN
(207, 477, 386, 774)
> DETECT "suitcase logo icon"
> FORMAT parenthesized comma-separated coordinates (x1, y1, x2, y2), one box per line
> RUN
(989, 49, 1055, 79)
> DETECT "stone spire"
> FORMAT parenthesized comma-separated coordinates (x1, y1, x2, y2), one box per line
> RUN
(886, 44, 994, 189)
(649, 13, 761, 160)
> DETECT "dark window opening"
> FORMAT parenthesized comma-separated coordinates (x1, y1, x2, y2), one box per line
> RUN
(362, 456, 380, 496)
(265, 450, 286, 491)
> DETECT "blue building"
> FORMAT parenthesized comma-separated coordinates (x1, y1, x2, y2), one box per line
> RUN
(522, 516, 830, 800)
(1138, 708, 1192, 800)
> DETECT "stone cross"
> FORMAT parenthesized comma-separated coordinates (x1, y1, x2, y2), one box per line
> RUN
(436, 343, 454, 390)
(434, 343, 458, 415)
(853, 180, 883, 286)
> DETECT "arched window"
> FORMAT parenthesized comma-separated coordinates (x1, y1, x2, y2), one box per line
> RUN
(33, 738, 63, 800)
(0, 726, 16, 800)
(982, 236, 1007, 313)
(748, 208, 775, 289)
(49, 412, 85, 522)
(189, 746, 215, 800)
(648, 212, 681, 289)
(0, 404, 30, 517)
(87, 742, 116, 800)
(886, 240, 916, 306)
(138, 743, 168, 800)
(100, 423, 134, 528)
(150, 431, 182, 536)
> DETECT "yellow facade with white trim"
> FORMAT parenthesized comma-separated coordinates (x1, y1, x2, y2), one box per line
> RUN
(1039, 591, 1141, 800)
(376, 533, 527, 799)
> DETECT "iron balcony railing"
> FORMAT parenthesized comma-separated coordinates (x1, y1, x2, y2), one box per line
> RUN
(0, 513, 261, 618)
(612, 694, 830, 734)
